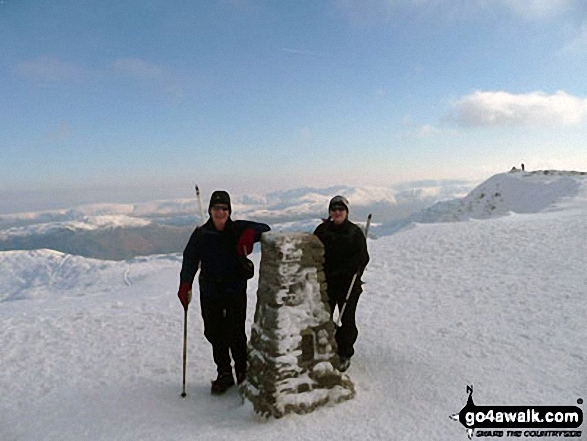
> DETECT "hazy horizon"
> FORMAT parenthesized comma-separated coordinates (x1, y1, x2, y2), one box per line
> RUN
(2, 1, 587, 214)
(0, 175, 479, 215)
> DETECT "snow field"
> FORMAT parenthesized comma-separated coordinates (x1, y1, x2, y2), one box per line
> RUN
(1, 174, 586, 440)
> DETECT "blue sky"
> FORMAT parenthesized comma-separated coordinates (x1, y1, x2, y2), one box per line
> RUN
(1, 0, 587, 213)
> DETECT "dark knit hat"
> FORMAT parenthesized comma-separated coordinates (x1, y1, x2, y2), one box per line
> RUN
(328, 195, 349, 212)
(208, 190, 231, 214)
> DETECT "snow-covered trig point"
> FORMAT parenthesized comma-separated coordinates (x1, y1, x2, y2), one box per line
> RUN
(242, 232, 354, 418)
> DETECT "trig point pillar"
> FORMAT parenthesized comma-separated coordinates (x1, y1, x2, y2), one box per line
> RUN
(242, 232, 355, 418)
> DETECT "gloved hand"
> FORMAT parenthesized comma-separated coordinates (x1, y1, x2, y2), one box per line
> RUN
(237, 228, 256, 256)
(178, 282, 192, 311)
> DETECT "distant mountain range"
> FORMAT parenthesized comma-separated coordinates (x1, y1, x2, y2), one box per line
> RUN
(0, 181, 472, 259)
(1, 172, 585, 260)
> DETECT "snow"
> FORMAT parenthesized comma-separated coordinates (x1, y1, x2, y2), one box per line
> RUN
(0, 215, 152, 240)
(1, 171, 586, 440)
(375, 170, 587, 236)
(0, 182, 474, 241)
(0, 250, 180, 303)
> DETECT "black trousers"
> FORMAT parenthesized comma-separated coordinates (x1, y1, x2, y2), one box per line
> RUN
(199, 278, 248, 376)
(328, 280, 363, 359)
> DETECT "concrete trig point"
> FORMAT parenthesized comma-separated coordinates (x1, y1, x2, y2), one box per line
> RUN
(242, 232, 355, 418)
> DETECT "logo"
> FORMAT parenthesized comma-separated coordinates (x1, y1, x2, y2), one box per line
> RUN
(450, 386, 583, 439)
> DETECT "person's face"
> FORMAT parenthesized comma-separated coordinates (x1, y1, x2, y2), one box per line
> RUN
(211, 204, 230, 229)
(329, 205, 347, 225)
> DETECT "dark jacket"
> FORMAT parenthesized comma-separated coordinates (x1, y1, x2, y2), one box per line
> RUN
(180, 218, 270, 285)
(313, 219, 369, 287)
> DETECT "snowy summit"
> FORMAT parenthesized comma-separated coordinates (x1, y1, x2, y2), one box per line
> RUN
(0, 171, 585, 440)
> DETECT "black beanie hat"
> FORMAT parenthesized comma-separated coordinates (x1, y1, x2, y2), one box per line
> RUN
(328, 195, 349, 212)
(208, 190, 232, 215)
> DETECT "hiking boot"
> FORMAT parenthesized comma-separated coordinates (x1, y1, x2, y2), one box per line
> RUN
(211, 372, 235, 395)
(338, 357, 351, 372)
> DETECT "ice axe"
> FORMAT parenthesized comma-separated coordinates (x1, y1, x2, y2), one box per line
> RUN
(334, 213, 372, 328)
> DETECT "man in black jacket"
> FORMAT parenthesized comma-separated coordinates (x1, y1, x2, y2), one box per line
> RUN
(178, 190, 270, 394)
(314, 195, 369, 372)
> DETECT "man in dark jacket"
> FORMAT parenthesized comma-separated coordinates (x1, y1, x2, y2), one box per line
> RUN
(177, 190, 270, 395)
(313, 195, 369, 372)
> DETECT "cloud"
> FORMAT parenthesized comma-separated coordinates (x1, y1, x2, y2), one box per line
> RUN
(402, 123, 455, 140)
(495, 0, 576, 20)
(14, 56, 85, 83)
(15, 56, 183, 106)
(447, 90, 587, 127)
(333, 0, 579, 24)
(110, 58, 184, 107)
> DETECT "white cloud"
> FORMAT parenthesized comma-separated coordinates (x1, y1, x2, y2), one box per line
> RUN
(402, 123, 455, 139)
(14, 56, 85, 83)
(334, 0, 578, 23)
(448, 90, 587, 127)
(495, 0, 575, 20)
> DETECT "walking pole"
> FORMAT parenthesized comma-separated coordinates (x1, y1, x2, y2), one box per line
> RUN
(335, 214, 372, 328)
(181, 184, 203, 398)
(181, 306, 188, 398)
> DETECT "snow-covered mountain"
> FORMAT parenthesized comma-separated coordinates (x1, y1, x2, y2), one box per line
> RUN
(375, 170, 587, 236)
(1, 172, 586, 259)
(0, 181, 473, 230)
(1, 170, 585, 440)
(0, 181, 473, 259)
(0, 215, 152, 239)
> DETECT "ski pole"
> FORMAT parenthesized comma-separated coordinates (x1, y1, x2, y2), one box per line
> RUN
(335, 214, 372, 328)
(181, 307, 188, 398)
